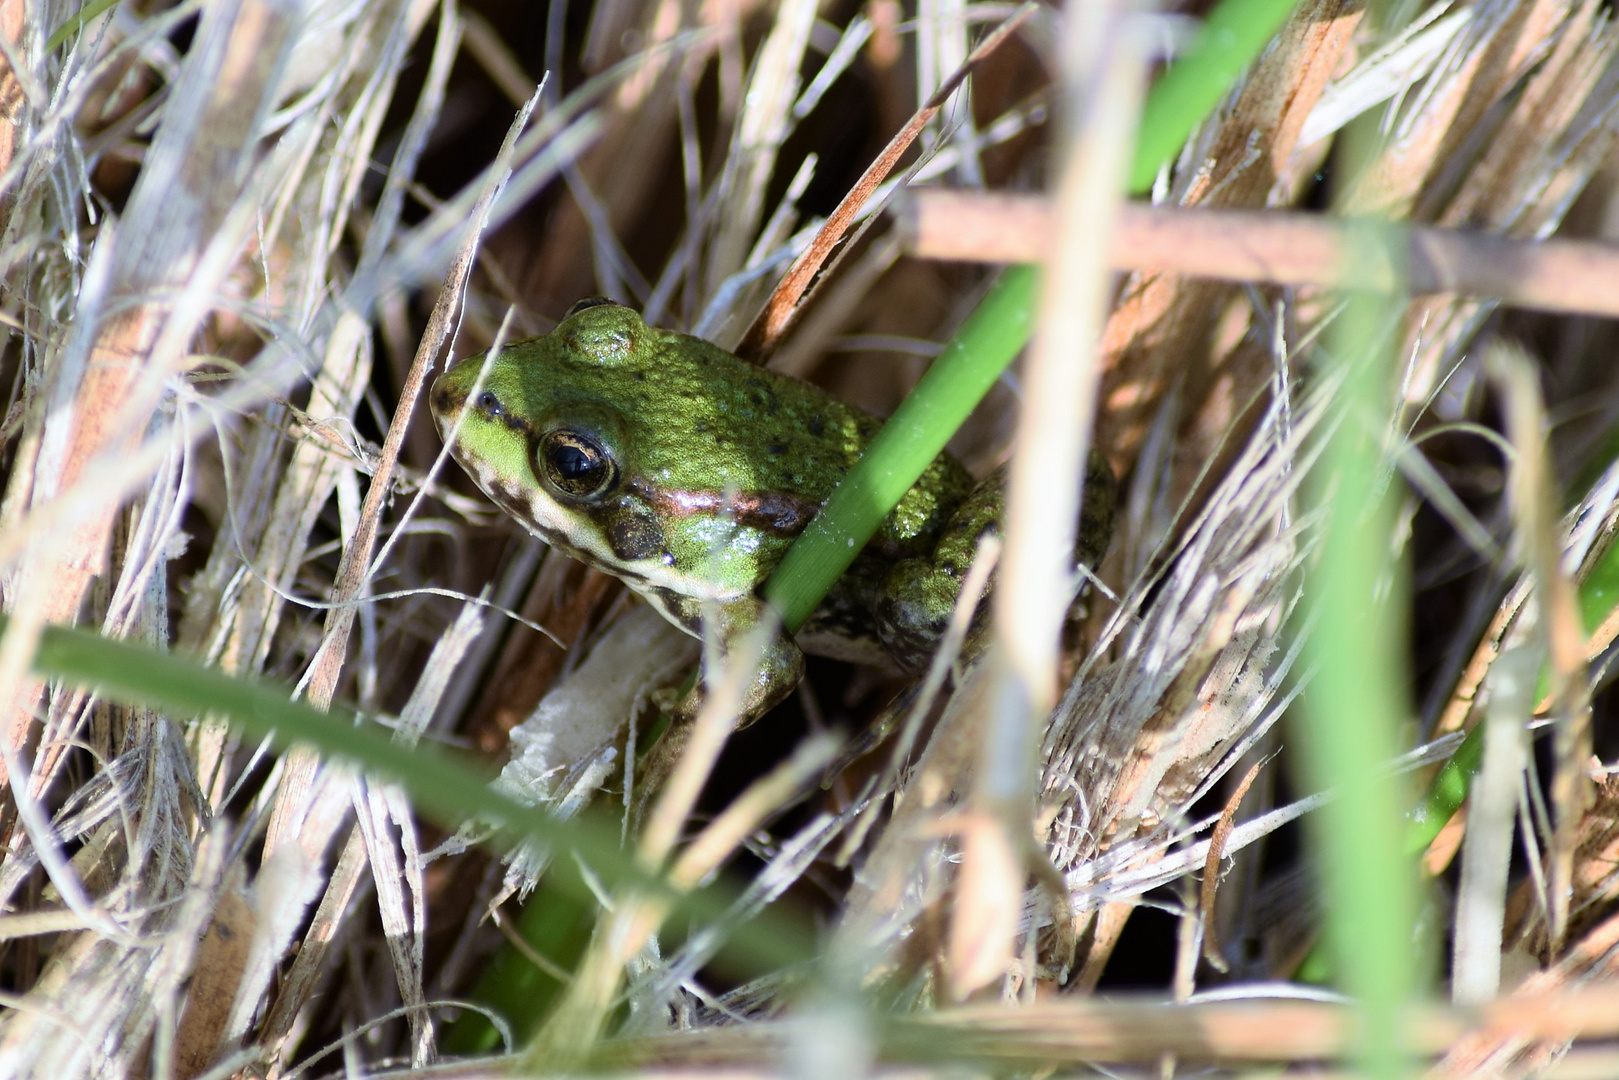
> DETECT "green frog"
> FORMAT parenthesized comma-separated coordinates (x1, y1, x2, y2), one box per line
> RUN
(429, 297, 1115, 727)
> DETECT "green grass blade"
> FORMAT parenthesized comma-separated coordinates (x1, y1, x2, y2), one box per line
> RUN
(13, 615, 816, 971)
(1127, 0, 1303, 193)
(1293, 242, 1419, 1078)
(1408, 723, 1484, 854)
(763, 265, 1037, 632)
(47, 0, 121, 51)
(762, 0, 1301, 625)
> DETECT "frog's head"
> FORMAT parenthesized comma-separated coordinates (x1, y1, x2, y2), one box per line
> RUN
(428, 300, 670, 574)
(429, 299, 786, 602)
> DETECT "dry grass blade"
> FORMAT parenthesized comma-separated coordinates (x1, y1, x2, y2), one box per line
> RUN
(259, 86, 540, 1061)
(10, 0, 1619, 1070)
(953, 0, 1140, 1000)
(0, 0, 296, 791)
(733, 1, 1036, 361)
(902, 193, 1619, 320)
(1198, 759, 1263, 972)
(1095, 0, 1359, 494)
(1042, 373, 1324, 987)
(1451, 647, 1534, 1003)
(603, 985, 1619, 1068)
(1494, 343, 1593, 952)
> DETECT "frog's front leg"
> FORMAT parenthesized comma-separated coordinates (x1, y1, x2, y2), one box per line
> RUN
(637, 596, 803, 822)
(672, 594, 805, 729)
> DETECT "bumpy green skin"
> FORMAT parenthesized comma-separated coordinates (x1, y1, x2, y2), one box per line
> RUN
(430, 300, 1114, 724)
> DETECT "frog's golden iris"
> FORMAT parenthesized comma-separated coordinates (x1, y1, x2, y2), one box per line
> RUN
(535, 429, 616, 500)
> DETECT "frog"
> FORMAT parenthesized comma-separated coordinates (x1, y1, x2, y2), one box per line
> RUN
(429, 297, 1115, 730)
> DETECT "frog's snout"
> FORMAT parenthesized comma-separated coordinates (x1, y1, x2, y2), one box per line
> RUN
(428, 367, 466, 435)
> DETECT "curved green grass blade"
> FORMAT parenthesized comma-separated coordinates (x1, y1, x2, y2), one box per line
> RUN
(1128, 0, 1303, 193)
(48, 0, 121, 51)
(12, 615, 816, 971)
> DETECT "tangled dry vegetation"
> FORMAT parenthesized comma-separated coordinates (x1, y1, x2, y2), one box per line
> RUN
(8, 0, 1619, 1075)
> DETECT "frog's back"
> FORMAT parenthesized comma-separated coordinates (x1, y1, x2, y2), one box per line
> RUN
(547, 303, 974, 560)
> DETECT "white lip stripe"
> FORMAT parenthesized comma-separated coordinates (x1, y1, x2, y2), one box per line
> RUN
(456, 449, 747, 604)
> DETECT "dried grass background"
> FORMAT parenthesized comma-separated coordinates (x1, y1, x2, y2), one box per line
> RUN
(5, 0, 1619, 1075)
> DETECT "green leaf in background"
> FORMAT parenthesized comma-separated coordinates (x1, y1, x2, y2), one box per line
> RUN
(1579, 533, 1619, 633)
(444, 873, 598, 1053)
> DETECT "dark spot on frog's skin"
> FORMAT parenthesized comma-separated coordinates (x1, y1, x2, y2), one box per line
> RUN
(633, 371, 646, 381)
(736, 491, 815, 533)
(745, 382, 780, 414)
(807, 414, 824, 437)
(768, 442, 786, 456)
(603, 503, 667, 562)
(647, 585, 703, 635)
(473, 390, 535, 438)
(430, 379, 460, 418)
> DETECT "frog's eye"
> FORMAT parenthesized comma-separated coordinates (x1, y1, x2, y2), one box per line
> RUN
(537, 430, 617, 500)
(564, 296, 618, 319)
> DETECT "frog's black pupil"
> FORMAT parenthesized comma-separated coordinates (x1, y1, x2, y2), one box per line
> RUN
(477, 391, 502, 417)
(554, 443, 593, 479)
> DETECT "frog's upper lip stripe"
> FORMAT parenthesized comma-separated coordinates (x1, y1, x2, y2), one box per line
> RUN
(624, 478, 817, 538)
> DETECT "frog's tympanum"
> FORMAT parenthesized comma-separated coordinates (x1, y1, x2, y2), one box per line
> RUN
(430, 298, 1115, 728)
